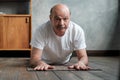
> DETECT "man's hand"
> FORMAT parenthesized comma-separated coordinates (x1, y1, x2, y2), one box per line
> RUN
(68, 61, 90, 70)
(34, 61, 54, 71)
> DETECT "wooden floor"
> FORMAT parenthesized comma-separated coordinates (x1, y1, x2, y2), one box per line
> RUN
(0, 57, 119, 80)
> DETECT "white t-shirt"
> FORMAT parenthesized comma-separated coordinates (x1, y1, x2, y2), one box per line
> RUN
(30, 21, 86, 64)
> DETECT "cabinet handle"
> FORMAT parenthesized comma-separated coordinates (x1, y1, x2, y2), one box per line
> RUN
(26, 17, 29, 23)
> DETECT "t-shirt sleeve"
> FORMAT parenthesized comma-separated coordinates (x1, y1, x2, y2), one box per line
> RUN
(73, 28, 86, 50)
(30, 28, 45, 50)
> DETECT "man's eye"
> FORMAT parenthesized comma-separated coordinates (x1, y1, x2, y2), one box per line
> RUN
(55, 18, 60, 21)
(56, 18, 60, 20)
(64, 18, 67, 20)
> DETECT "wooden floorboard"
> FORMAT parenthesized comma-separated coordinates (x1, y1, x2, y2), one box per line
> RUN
(0, 57, 119, 80)
(36, 71, 60, 80)
(89, 57, 119, 76)
(88, 57, 119, 80)
(18, 66, 38, 80)
(71, 71, 103, 80)
(53, 71, 81, 80)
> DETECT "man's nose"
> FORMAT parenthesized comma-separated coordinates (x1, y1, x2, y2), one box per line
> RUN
(59, 19, 64, 25)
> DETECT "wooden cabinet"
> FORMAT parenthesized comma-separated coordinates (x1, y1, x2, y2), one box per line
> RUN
(0, 15, 31, 50)
(0, 0, 32, 51)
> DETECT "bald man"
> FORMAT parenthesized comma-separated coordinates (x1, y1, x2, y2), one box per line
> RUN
(30, 4, 90, 70)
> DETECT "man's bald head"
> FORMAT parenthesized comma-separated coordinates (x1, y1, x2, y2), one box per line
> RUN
(50, 4, 71, 16)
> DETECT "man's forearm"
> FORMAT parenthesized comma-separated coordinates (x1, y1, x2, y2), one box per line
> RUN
(30, 59, 41, 66)
(76, 49, 88, 65)
(78, 56, 88, 65)
(30, 47, 43, 66)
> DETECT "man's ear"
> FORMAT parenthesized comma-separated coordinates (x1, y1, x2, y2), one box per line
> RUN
(49, 15, 52, 20)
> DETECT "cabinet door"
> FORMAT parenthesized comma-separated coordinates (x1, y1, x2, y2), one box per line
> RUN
(4, 16, 31, 49)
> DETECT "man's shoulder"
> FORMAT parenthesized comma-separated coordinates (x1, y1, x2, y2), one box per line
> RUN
(36, 21, 51, 32)
(69, 21, 84, 31)
(38, 21, 51, 28)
